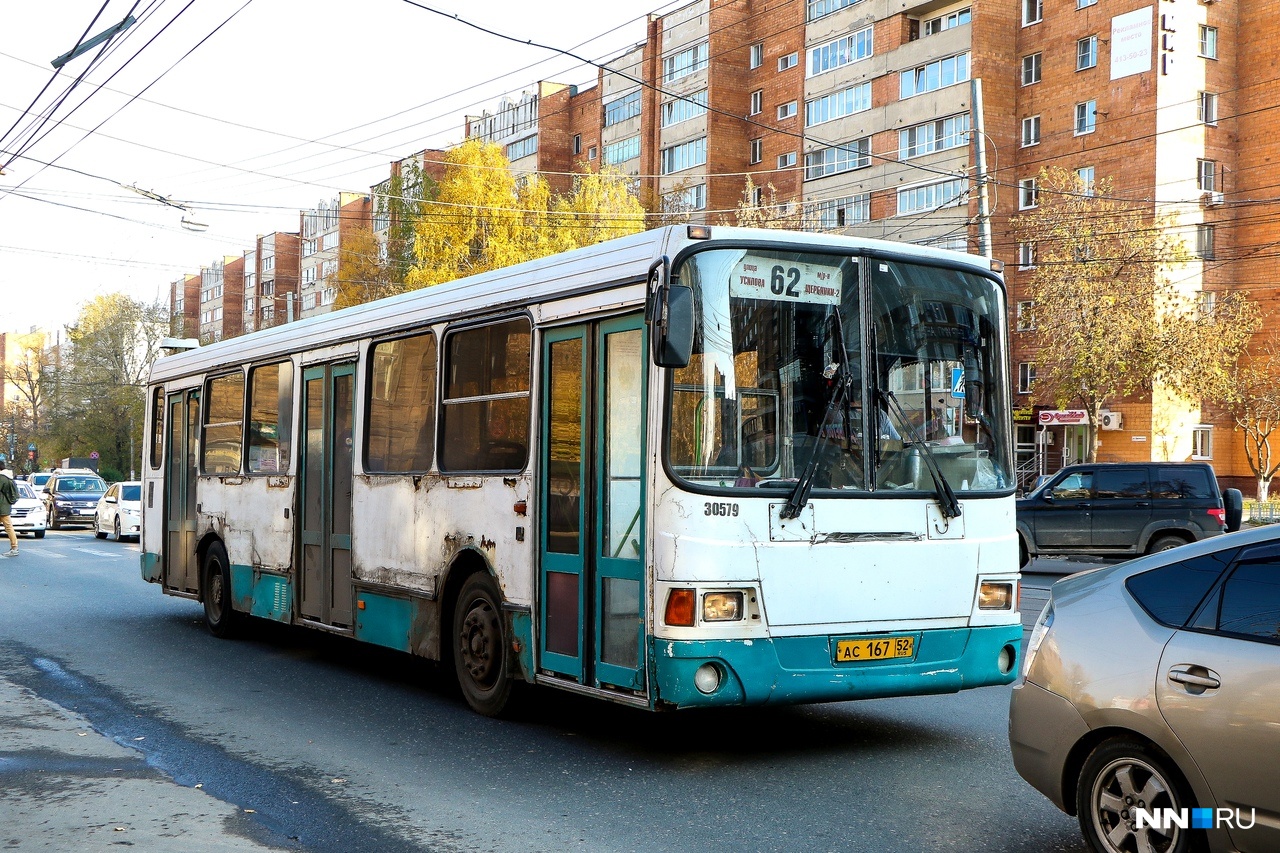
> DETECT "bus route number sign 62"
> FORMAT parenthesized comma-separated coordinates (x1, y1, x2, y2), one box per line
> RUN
(729, 255, 843, 306)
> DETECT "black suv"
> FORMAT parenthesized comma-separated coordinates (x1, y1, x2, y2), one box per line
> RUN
(1016, 462, 1242, 567)
(44, 471, 108, 530)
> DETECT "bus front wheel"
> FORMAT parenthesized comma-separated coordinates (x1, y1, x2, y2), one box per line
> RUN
(452, 572, 513, 716)
(202, 542, 243, 639)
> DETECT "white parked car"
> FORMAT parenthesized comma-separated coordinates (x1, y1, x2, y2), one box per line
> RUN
(11, 480, 47, 538)
(95, 481, 141, 541)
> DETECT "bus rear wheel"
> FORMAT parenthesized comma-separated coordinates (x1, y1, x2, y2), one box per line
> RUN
(202, 542, 243, 639)
(452, 572, 513, 716)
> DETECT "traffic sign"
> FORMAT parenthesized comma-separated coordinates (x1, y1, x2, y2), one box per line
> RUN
(950, 367, 966, 399)
(90, 451, 100, 459)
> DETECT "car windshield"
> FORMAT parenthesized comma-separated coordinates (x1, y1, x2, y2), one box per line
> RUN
(17, 482, 36, 499)
(665, 247, 1012, 495)
(57, 477, 106, 493)
(121, 485, 141, 501)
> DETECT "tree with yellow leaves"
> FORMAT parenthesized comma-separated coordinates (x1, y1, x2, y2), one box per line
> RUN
(406, 140, 644, 289)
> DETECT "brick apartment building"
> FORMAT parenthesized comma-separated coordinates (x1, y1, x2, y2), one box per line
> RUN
(461, 0, 1264, 491)
(298, 193, 372, 320)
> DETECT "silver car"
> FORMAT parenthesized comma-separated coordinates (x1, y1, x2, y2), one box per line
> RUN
(1010, 524, 1280, 853)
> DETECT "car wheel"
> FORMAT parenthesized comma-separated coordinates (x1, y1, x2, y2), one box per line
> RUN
(452, 572, 514, 717)
(49, 508, 59, 531)
(201, 542, 243, 639)
(113, 516, 122, 541)
(1148, 535, 1187, 554)
(33, 530, 45, 539)
(95, 517, 107, 539)
(1077, 738, 1203, 853)
(1019, 536, 1030, 569)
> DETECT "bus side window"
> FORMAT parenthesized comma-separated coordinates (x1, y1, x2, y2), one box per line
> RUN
(367, 331, 437, 472)
(203, 372, 246, 475)
(149, 385, 165, 469)
(440, 318, 531, 472)
(246, 361, 293, 474)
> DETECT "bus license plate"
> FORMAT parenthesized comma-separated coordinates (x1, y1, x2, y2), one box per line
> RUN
(834, 636, 915, 663)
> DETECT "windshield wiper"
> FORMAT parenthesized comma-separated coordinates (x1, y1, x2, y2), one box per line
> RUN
(782, 306, 856, 520)
(879, 389, 962, 519)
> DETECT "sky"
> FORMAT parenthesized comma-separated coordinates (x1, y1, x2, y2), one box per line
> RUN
(0, 0, 675, 335)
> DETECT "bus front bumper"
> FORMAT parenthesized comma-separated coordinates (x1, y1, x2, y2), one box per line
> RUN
(652, 623, 1022, 709)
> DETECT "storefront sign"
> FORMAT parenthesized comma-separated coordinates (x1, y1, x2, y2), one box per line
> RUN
(1038, 409, 1089, 426)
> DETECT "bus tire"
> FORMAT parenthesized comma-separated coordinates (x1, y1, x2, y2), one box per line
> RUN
(202, 541, 242, 639)
(452, 572, 512, 717)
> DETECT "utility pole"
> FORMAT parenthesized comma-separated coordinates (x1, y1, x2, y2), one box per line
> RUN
(971, 78, 993, 259)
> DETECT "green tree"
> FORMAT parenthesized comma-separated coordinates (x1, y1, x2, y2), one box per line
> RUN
(1205, 336, 1280, 500)
(53, 294, 168, 479)
(1011, 167, 1255, 462)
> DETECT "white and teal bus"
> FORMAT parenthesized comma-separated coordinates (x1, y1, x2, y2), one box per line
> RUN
(141, 225, 1021, 716)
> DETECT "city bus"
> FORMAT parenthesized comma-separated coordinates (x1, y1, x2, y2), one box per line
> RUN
(140, 225, 1022, 716)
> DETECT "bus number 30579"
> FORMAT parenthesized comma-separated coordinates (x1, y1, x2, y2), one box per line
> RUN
(704, 502, 739, 517)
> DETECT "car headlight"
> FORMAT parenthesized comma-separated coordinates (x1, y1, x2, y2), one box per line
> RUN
(702, 591, 744, 622)
(1022, 602, 1054, 679)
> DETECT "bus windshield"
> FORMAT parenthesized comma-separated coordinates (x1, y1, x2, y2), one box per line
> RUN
(666, 247, 1012, 495)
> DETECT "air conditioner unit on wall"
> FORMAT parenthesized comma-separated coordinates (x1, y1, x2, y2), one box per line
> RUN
(1100, 411, 1124, 431)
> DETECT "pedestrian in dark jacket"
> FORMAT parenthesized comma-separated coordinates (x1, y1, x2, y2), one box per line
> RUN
(0, 468, 18, 556)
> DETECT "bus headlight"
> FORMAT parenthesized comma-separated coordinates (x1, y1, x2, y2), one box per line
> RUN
(978, 581, 1014, 610)
(702, 591, 744, 622)
(694, 663, 722, 694)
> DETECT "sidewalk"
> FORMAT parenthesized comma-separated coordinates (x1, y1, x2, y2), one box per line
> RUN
(0, 675, 284, 852)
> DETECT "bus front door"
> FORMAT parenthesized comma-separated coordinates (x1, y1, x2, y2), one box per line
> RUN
(299, 363, 355, 627)
(164, 388, 200, 595)
(539, 315, 647, 694)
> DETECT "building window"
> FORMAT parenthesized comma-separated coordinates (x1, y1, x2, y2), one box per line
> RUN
(572, 134, 582, 155)
(662, 90, 708, 127)
(749, 90, 763, 116)
(1077, 36, 1098, 70)
(1022, 52, 1041, 85)
(1019, 178, 1038, 209)
(1078, 0, 1097, 7)
(749, 43, 764, 69)
(1075, 166, 1096, 195)
(804, 138, 871, 180)
(1075, 100, 1097, 135)
(604, 136, 640, 166)
(664, 42, 709, 82)
(302, 239, 316, 257)
(1023, 0, 1042, 25)
(899, 113, 970, 159)
(588, 146, 597, 160)
(749, 138, 763, 164)
(777, 151, 796, 169)
(1198, 159, 1217, 192)
(660, 137, 707, 175)
(1199, 25, 1218, 59)
(804, 194, 871, 229)
(1021, 115, 1040, 147)
(1200, 92, 1218, 125)
(806, 82, 871, 126)
(1016, 301, 1035, 331)
(1018, 362, 1037, 394)
(1198, 291, 1218, 317)
(1017, 243, 1036, 270)
(900, 53, 970, 98)
(807, 0, 864, 23)
(603, 90, 642, 127)
(664, 184, 707, 212)
(808, 28, 874, 76)
(778, 52, 798, 71)
(505, 135, 537, 161)
(1191, 426, 1213, 459)
(923, 7, 971, 34)
(777, 101, 797, 120)
(1196, 224, 1216, 260)
(896, 178, 966, 215)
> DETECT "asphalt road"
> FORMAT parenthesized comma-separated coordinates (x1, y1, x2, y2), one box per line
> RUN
(0, 528, 1087, 853)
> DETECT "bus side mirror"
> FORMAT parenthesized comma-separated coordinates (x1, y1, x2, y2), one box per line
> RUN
(647, 256, 693, 368)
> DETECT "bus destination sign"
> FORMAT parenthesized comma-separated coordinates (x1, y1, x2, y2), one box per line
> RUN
(730, 255, 843, 306)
